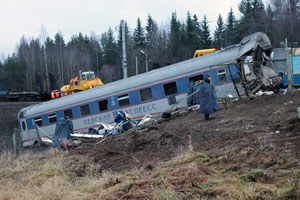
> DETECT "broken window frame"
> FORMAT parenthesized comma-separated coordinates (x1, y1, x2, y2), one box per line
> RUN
(118, 94, 130, 107)
(163, 82, 178, 96)
(98, 99, 109, 112)
(63, 109, 73, 119)
(48, 113, 57, 124)
(218, 68, 227, 83)
(34, 117, 43, 127)
(139, 87, 153, 102)
(189, 74, 204, 84)
(80, 104, 91, 116)
(22, 121, 26, 131)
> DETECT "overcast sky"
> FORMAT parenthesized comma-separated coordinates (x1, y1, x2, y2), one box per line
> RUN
(0, 0, 244, 59)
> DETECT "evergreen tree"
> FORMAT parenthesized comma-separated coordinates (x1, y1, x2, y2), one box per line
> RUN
(237, 0, 265, 39)
(201, 15, 212, 49)
(101, 28, 118, 65)
(134, 18, 145, 48)
(169, 12, 184, 62)
(185, 12, 201, 57)
(145, 14, 158, 48)
(145, 15, 159, 71)
(214, 14, 225, 48)
(225, 8, 238, 45)
(4, 55, 27, 90)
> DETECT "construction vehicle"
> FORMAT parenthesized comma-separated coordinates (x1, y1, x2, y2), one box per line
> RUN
(193, 48, 220, 58)
(51, 71, 104, 99)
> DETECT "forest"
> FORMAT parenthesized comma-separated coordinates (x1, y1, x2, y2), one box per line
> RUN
(0, 0, 299, 92)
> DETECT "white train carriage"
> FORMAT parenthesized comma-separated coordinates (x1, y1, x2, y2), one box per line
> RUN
(18, 32, 279, 146)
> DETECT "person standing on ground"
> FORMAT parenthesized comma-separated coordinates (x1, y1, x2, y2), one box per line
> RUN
(53, 118, 72, 149)
(187, 81, 195, 107)
(199, 74, 219, 120)
(65, 116, 73, 139)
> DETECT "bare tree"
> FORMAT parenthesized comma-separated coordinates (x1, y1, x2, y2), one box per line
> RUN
(39, 25, 50, 91)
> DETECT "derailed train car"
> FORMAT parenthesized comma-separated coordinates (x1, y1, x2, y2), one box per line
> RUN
(18, 32, 281, 146)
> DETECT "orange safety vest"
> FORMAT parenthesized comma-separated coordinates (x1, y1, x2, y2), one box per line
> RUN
(55, 91, 60, 98)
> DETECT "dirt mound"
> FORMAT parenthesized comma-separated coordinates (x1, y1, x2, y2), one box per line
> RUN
(68, 90, 300, 173)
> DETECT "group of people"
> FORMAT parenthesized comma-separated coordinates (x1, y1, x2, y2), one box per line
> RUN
(53, 116, 73, 149)
(187, 74, 219, 120)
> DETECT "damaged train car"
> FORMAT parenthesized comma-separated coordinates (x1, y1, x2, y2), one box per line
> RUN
(18, 32, 281, 146)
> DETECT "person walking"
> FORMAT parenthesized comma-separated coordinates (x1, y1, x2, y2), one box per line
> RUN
(199, 74, 219, 120)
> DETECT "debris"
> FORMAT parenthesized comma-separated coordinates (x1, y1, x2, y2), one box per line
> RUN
(255, 90, 274, 96)
(297, 107, 300, 119)
(227, 94, 234, 99)
(161, 112, 172, 118)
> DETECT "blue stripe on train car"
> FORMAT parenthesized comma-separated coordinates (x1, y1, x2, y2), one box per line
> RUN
(152, 84, 164, 99)
(89, 101, 99, 115)
(293, 74, 300, 86)
(27, 118, 34, 130)
(72, 106, 81, 119)
(292, 56, 300, 85)
(129, 90, 140, 105)
(176, 77, 188, 94)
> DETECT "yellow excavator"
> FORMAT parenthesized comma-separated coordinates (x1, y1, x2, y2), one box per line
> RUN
(51, 71, 104, 99)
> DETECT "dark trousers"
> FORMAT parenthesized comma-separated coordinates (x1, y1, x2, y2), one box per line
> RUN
(205, 114, 210, 120)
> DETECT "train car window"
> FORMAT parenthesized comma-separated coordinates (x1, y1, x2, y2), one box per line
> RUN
(163, 82, 178, 96)
(118, 94, 130, 107)
(189, 74, 203, 83)
(48, 113, 57, 124)
(22, 121, 26, 130)
(64, 109, 73, 119)
(139, 88, 153, 102)
(218, 68, 227, 83)
(34, 117, 43, 126)
(80, 104, 90, 116)
(98, 99, 108, 111)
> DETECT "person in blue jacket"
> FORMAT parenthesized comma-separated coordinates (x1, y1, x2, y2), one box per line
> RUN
(53, 118, 72, 148)
(199, 74, 219, 120)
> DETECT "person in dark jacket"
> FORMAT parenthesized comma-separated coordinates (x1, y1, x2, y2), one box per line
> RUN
(53, 118, 72, 149)
(199, 74, 219, 120)
(187, 81, 195, 106)
(65, 116, 73, 139)
(194, 81, 202, 105)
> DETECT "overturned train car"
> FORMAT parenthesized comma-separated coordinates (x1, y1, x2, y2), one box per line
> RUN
(18, 32, 280, 146)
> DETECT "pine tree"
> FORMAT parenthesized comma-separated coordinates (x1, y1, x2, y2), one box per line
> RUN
(237, 0, 265, 38)
(225, 8, 238, 45)
(214, 14, 225, 48)
(185, 12, 201, 57)
(201, 15, 212, 49)
(134, 18, 145, 48)
(102, 28, 118, 65)
(169, 12, 184, 62)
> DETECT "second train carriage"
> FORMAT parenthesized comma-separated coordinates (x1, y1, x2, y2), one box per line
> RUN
(18, 32, 280, 146)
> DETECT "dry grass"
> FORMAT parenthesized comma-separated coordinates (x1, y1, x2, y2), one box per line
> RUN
(0, 147, 300, 200)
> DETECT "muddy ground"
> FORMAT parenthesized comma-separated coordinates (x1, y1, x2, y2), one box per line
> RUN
(69, 90, 300, 173)
(2, 91, 300, 174)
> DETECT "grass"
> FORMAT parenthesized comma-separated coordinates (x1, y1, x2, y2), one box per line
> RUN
(0, 148, 299, 200)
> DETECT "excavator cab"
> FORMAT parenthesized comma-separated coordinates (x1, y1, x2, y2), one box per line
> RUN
(81, 71, 95, 81)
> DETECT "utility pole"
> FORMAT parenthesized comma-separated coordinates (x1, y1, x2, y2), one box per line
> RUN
(140, 50, 148, 72)
(135, 56, 138, 75)
(286, 38, 293, 91)
(121, 20, 128, 79)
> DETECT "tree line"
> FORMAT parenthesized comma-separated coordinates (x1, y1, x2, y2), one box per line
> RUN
(0, 0, 299, 92)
